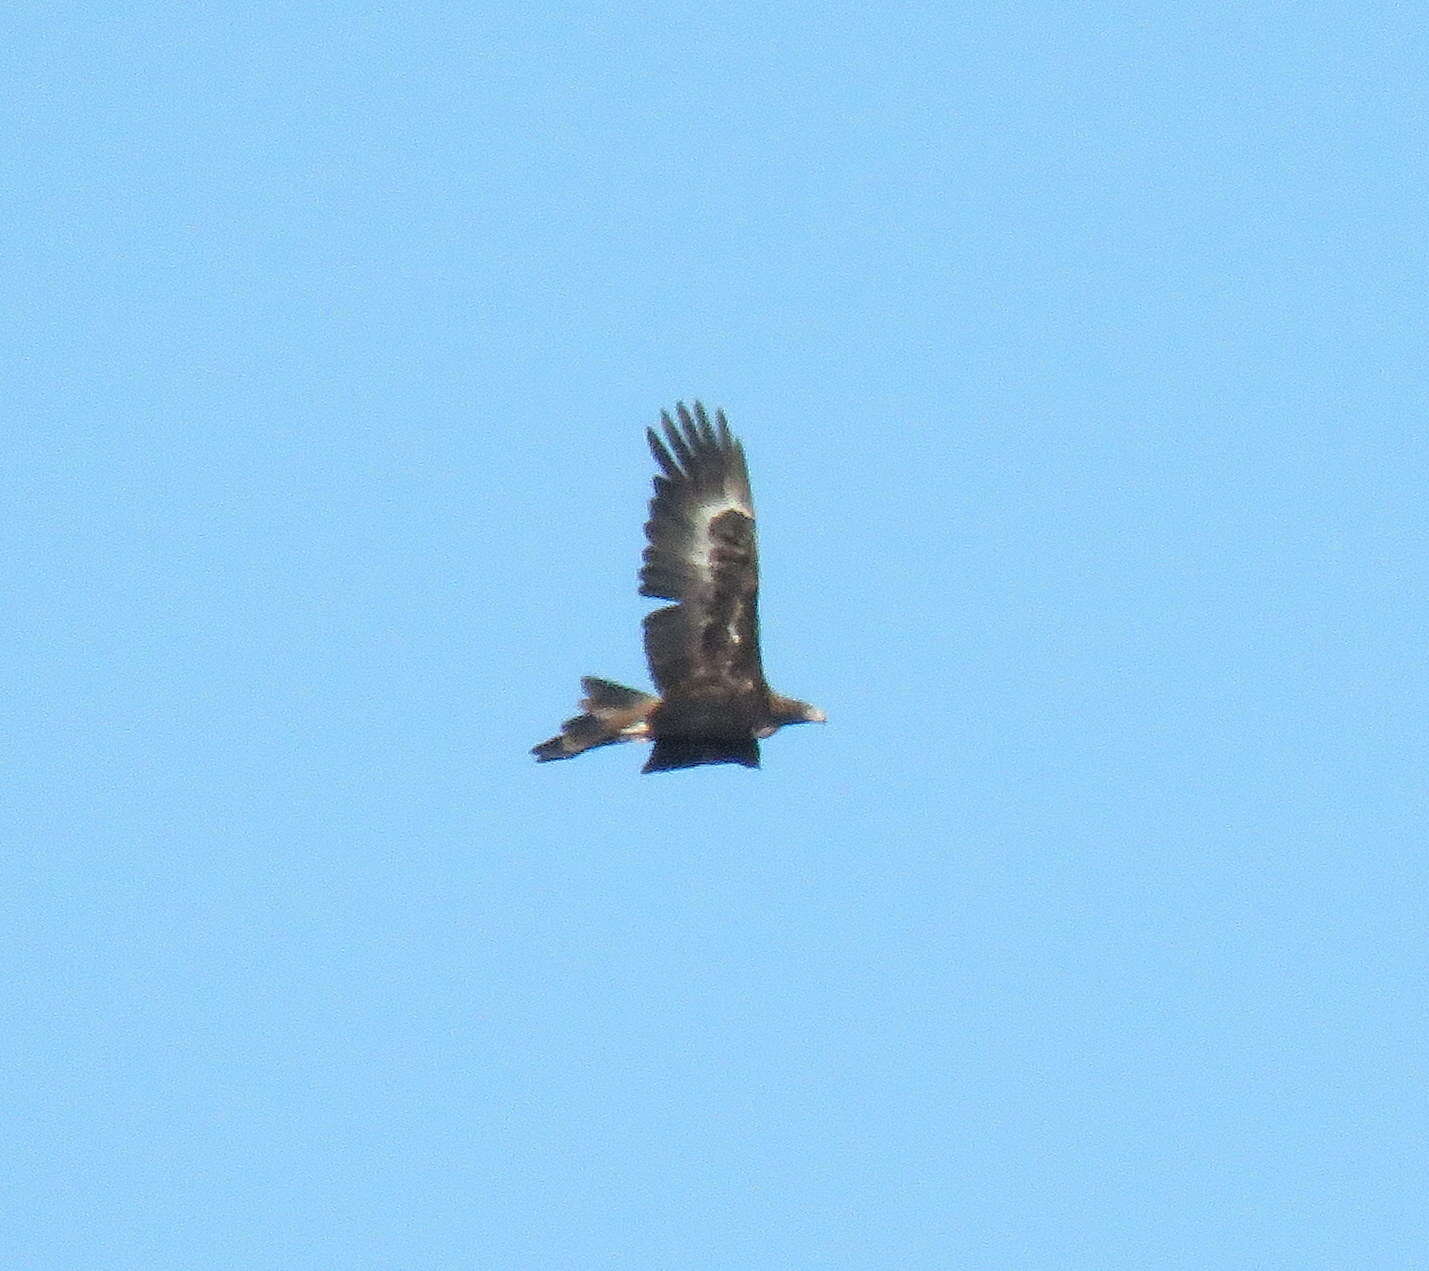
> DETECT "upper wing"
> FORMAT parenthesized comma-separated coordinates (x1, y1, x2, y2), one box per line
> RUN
(639, 403, 764, 699)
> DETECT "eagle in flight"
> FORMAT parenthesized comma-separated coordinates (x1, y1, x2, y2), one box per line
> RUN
(533, 402, 825, 773)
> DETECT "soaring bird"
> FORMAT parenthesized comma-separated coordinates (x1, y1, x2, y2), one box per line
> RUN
(532, 402, 825, 772)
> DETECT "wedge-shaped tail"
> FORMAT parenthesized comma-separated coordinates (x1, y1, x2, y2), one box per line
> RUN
(531, 678, 657, 762)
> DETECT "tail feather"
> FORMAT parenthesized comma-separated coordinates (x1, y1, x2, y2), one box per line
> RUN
(580, 677, 651, 711)
(532, 678, 658, 762)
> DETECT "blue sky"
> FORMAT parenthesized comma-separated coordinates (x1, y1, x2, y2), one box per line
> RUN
(6, 2, 1425, 1267)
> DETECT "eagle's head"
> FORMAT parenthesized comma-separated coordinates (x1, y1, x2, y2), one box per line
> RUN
(764, 695, 827, 735)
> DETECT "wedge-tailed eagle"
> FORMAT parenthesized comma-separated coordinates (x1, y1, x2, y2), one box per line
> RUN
(532, 402, 825, 772)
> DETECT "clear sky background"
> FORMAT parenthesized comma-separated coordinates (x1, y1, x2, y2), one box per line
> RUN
(6, 3, 1425, 1267)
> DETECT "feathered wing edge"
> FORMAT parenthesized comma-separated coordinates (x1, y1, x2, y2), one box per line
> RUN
(639, 402, 764, 697)
(643, 737, 760, 773)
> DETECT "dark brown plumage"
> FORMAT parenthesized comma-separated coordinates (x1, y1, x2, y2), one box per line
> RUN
(532, 402, 824, 772)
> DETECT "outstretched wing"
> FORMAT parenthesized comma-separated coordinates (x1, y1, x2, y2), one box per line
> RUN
(640, 403, 765, 699)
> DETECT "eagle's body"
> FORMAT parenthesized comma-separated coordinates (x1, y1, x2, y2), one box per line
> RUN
(532, 402, 824, 772)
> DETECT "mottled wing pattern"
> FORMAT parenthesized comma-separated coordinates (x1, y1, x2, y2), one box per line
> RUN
(640, 403, 764, 699)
